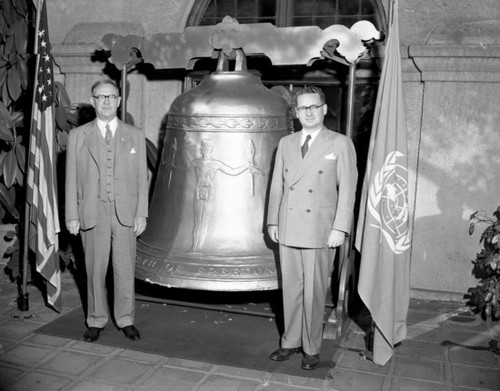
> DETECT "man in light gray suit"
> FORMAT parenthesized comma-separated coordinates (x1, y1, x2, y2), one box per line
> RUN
(65, 79, 148, 343)
(267, 86, 357, 370)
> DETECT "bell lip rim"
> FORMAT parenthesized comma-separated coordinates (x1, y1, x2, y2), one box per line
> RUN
(137, 274, 280, 291)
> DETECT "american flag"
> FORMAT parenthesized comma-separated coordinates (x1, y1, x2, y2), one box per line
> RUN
(26, 0, 61, 311)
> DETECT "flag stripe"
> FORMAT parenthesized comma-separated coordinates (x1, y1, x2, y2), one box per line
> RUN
(26, 0, 61, 311)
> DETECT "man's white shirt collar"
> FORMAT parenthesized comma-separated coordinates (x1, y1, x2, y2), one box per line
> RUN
(97, 117, 118, 138)
(301, 128, 321, 146)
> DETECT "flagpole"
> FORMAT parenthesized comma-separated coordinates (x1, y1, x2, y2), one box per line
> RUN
(18, 0, 43, 315)
(345, 62, 356, 139)
(388, 0, 396, 28)
(121, 67, 127, 122)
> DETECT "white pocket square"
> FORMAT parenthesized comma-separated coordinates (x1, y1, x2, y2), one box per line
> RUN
(324, 153, 337, 160)
(130, 148, 137, 154)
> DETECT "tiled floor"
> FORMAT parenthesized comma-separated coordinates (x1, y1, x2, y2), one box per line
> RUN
(1, 269, 499, 390)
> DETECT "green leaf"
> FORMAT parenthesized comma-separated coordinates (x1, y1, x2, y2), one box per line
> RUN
(16, 54, 28, 89)
(54, 81, 72, 107)
(0, 12, 8, 38)
(0, 100, 13, 127)
(0, 101, 14, 141)
(4, 33, 16, 54)
(3, 149, 18, 188)
(0, 150, 7, 168)
(15, 143, 25, 173)
(0, 119, 13, 141)
(469, 223, 475, 235)
(66, 111, 79, 126)
(55, 104, 70, 131)
(2, 0, 17, 27)
(11, 0, 28, 17)
(2, 82, 11, 107)
(56, 130, 68, 150)
(14, 160, 23, 185)
(6, 65, 21, 101)
(0, 182, 19, 220)
(10, 110, 23, 127)
(13, 20, 27, 54)
(0, 66, 7, 88)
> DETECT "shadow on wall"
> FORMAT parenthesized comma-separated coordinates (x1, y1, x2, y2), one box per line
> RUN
(410, 103, 500, 295)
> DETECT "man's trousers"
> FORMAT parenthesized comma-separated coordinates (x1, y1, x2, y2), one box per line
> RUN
(80, 200, 136, 329)
(279, 245, 336, 355)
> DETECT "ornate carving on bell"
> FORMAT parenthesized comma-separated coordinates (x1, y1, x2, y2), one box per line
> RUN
(136, 49, 293, 290)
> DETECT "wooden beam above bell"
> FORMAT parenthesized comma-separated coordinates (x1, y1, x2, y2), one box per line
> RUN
(98, 16, 383, 71)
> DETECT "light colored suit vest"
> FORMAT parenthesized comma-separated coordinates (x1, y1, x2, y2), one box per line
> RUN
(97, 130, 116, 202)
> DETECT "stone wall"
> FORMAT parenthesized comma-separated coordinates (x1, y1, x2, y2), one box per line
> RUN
(406, 24, 500, 300)
(399, 0, 500, 45)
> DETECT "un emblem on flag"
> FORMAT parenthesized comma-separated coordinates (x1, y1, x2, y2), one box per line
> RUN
(368, 151, 410, 254)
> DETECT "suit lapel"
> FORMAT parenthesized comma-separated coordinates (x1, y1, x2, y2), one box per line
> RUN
(84, 120, 99, 166)
(291, 128, 333, 184)
(116, 121, 132, 157)
(284, 132, 303, 179)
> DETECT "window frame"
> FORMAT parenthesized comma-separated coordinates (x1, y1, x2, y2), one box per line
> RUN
(187, 0, 386, 30)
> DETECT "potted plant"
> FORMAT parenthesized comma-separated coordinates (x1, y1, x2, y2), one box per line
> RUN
(466, 206, 500, 321)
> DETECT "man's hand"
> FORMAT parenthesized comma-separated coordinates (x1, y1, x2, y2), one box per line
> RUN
(267, 225, 279, 243)
(327, 229, 345, 248)
(134, 217, 147, 236)
(66, 219, 80, 236)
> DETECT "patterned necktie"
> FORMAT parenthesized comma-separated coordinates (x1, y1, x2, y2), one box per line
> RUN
(301, 134, 311, 158)
(105, 124, 112, 145)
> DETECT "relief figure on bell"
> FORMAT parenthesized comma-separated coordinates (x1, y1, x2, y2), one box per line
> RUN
(189, 138, 250, 252)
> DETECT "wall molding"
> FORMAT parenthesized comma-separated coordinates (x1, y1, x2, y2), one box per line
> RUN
(409, 44, 500, 82)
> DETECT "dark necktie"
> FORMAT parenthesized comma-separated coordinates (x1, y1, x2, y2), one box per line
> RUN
(105, 124, 112, 145)
(301, 134, 311, 158)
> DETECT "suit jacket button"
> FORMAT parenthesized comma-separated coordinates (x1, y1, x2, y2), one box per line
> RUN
(306, 209, 311, 212)
(318, 170, 323, 174)
(308, 189, 313, 193)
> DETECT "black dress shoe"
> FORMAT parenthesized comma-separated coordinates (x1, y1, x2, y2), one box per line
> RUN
(83, 327, 102, 342)
(301, 353, 320, 370)
(122, 325, 140, 341)
(269, 347, 302, 361)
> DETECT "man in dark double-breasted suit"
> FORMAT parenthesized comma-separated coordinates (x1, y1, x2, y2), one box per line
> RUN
(267, 86, 357, 370)
(65, 79, 148, 343)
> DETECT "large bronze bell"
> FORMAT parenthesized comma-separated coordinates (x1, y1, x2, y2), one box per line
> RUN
(136, 49, 292, 290)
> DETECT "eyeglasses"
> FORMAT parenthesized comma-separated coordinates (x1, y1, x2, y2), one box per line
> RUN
(92, 94, 119, 102)
(296, 103, 325, 114)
